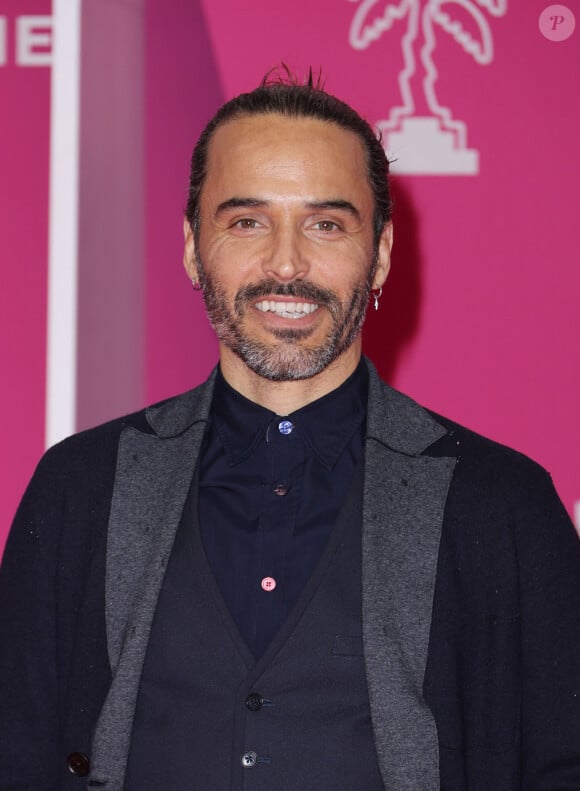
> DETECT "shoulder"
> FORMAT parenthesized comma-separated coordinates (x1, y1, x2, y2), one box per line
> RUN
(40, 377, 212, 476)
(20, 378, 213, 518)
(33, 405, 149, 496)
(368, 362, 560, 516)
(420, 411, 573, 550)
(426, 408, 547, 483)
(367, 359, 550, 488)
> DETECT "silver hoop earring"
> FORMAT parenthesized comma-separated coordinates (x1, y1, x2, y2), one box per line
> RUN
(373, 286, 382, 311)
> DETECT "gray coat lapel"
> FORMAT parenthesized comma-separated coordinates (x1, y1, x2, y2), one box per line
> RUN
(88, 360, 454, 789)
(89, 373, 216, 790)
(363, 363, 456, 791)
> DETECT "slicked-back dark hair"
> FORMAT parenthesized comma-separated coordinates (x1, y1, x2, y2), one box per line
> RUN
(185, 68, 392, 246)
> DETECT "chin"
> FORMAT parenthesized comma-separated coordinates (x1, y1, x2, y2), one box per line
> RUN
(234, 339, 341, 382)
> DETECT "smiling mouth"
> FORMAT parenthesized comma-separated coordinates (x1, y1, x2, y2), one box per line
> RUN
(254, 300, 319, 319)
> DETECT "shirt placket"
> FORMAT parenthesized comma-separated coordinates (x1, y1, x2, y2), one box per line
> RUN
(250, 417, 304, 656)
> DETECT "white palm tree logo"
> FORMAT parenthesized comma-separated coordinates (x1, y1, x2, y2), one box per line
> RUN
(349, 0, 508, 174)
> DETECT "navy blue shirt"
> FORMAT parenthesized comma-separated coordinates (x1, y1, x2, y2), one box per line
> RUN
(198, 360, 368, 657)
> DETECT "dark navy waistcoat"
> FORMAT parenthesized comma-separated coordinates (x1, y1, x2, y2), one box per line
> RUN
(125, 461, 384, 790)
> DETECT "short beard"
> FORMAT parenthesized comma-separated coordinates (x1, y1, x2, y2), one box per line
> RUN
(197, 251, 377, 382)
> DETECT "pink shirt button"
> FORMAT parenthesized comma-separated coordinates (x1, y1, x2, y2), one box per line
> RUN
(260, 576, 276, 592)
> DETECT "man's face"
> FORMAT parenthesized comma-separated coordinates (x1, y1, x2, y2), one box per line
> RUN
(184, 113, 392, 381)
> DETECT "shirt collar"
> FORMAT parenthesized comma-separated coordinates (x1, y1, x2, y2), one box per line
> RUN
(210, 359, 368, 469)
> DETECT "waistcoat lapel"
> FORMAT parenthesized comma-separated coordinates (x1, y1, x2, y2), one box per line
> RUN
(362, 361, 456, 791)
(89, 372, 216, 790)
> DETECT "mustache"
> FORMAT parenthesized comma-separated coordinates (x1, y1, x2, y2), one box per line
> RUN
(235, 279, 338, 309)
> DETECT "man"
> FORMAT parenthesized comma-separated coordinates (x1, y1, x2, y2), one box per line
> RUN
(1, 73, 580, 791)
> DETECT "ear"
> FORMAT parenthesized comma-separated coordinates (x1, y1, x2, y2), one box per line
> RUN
(183, 217, 198, 281)
(371, 221, 393, 291)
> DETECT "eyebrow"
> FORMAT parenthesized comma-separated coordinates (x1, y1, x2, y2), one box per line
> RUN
(304, 200, 361, 221)
(214, 197, 362, 221)
(215, 198, 268, 217)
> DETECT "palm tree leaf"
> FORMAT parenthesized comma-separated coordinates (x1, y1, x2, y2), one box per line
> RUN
(432, 0, 496, 64)
(349, 0, 411, 51)
(472, 0, 508, 18)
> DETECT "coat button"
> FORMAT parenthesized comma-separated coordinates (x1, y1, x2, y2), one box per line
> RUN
(67, 752, 90, 777)
(245, 692, 263, 711)
(241, 750, 258, 768)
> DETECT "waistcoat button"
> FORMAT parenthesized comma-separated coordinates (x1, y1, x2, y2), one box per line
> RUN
(245, 693, 263, 711)
(67, 752, 90, 777)
(241, 750, 258, 768)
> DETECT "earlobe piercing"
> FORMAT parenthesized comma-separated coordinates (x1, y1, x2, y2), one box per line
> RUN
(191, 278, 203, 292)
(373, 286, 382, 311)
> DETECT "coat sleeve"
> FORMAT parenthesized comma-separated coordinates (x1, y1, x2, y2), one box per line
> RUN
(0, 449, 65, 791)
(515, 467, 580, 787)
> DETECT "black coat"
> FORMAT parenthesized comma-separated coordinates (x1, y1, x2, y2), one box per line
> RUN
(1, 363, 580, 790)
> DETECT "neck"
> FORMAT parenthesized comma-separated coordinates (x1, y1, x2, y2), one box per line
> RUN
(219, 345, 362, 414)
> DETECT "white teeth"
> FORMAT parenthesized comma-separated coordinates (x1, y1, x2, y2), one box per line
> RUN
(255, 300, 319, 319)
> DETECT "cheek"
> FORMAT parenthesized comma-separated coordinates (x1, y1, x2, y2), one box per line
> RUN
(317, 258, 373, 295)
(202, 239, 259, 284)
(315, 237, 373, 271)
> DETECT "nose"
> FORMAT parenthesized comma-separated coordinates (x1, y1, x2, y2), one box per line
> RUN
(261, 225, 309, 282)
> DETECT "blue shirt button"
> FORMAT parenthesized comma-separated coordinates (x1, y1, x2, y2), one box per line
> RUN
(278, 420, 294, 435)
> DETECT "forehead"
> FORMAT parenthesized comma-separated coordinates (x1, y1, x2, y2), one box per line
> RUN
(202, 113, 372, 208)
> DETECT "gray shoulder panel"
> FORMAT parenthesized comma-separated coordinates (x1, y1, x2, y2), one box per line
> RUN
(90, 419, 206, 790)
(363, 443, 455, 790)
(362, 359, 455, 790)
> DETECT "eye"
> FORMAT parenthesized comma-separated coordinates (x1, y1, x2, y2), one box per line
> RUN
(313, 220, 340, 232)
(234, 218, 259, 230)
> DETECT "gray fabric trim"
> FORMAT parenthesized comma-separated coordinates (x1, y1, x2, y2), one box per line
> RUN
(365, 358, 447, 454)
(363, 364, 455, 790)
(145, 369, 216, 437)
(89, 418, 208, 789)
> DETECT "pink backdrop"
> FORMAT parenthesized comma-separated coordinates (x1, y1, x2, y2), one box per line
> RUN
(1, 0, 578, 554)
(145, 0, 579, 522)
(0, 1, 51, 551)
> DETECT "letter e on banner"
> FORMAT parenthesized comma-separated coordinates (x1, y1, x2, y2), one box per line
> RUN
(16, 16, 52, 66)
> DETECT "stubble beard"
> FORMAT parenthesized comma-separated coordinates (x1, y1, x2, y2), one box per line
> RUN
(196, 251, 377, 382)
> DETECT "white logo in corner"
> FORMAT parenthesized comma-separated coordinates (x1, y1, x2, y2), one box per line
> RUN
(349, 0, 508, 175)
